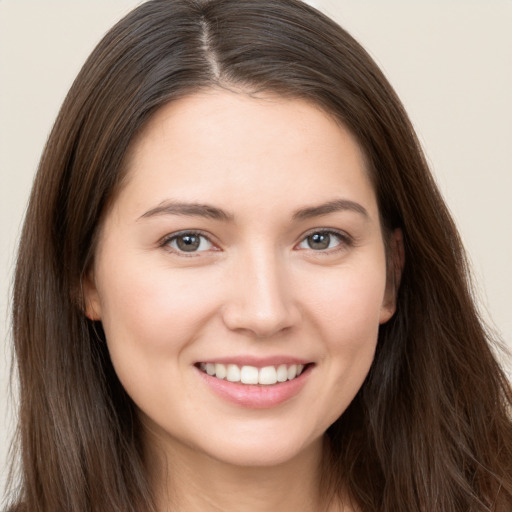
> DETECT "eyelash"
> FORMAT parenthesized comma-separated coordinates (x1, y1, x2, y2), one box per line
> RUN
(160, 230, 215, 257)
(296, 229, 353, 255)
(159, 229, 353, 256)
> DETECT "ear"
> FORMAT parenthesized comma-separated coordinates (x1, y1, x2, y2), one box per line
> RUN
(82, 268, 102, 321)
(379, 228, 405, 324)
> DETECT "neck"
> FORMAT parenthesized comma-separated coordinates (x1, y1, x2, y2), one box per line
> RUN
(145, 434, 343, 512)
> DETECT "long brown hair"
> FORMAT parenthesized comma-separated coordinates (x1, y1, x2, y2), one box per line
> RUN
(6, 0, 512, 511)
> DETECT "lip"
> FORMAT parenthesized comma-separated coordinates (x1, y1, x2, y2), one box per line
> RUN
(197, 355, 311, 367)
(195, 362, 313, 409)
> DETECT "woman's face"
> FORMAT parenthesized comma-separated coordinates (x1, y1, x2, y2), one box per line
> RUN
(85, 90, 397, 467)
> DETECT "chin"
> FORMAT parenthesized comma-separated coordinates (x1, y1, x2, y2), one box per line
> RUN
(184, 419, 326, 469)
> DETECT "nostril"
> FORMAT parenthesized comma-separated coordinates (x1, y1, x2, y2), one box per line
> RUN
(221, 302, 301, 338)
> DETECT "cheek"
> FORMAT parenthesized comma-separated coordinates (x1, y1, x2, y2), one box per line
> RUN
(302, 261, 387, 339)
(95, 260, 224, 422)
(299, 262, 386, 416)
(96, 257, 221, 373)
(327, 271, 384, 375)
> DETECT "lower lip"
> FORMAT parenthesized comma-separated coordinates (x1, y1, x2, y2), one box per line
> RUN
(196, 366, 312, 409)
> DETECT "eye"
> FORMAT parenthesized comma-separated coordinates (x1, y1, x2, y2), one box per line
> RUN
(164, 232, 214, 253)
(297, 230, 349, 251)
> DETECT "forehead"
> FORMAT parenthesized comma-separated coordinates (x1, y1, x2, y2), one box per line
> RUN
(117, 89, 378, 222)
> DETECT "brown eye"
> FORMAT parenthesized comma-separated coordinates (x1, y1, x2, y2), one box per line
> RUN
(177, 234, 200, 252)
(307, 232, 331, 250)
(166, 233, 213, 253)
(297, 231, 347, 252)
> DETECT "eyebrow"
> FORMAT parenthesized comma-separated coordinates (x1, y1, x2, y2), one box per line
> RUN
(139, 201, 234, 221)
(292, 199, 369, 221)
(138, 198, 369, 222)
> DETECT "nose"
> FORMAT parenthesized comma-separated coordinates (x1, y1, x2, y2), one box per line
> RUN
(221, 247, 301, 338)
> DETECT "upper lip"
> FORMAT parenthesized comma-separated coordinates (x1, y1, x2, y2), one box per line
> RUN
(196, 356, 312, 368)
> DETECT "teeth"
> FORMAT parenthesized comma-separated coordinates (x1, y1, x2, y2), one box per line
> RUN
(226, 364, 241, 382)
(215, 363, 227, 379)
(259, 366, 277, 385)
(240, 365, 259, 384)
(287, 364, 297, 380)
(276, 364, 288, 382)
(199, 362, 308, 385)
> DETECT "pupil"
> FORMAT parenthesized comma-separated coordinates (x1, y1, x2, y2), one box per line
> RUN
(308, 233, 330, 250)
(177, 235, 200, 252)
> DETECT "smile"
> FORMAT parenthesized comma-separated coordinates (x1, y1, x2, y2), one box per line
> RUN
(198, 362, 306, 385)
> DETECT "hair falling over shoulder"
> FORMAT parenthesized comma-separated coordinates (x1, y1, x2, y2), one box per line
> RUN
(5, 1, 512, 511)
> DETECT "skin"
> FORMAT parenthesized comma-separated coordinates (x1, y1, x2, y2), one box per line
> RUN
(85, 89, 401, 512)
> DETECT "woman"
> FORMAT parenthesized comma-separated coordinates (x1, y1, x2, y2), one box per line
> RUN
(6, 0, 512, 510)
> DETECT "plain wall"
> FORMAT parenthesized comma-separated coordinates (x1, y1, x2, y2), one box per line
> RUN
(1, 0, 511, 494)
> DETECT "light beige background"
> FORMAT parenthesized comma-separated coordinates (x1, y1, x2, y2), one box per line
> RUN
(1, 0, 511, 493)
